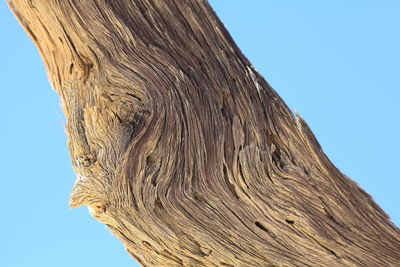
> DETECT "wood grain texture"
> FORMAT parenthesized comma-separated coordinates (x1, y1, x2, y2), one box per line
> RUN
(9, 0, 400, 266)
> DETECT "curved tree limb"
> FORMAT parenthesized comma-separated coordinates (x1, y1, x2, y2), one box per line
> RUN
(9, 0, 399, 266)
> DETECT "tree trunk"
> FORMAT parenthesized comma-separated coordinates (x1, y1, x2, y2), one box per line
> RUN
(9, 1, 399, 266)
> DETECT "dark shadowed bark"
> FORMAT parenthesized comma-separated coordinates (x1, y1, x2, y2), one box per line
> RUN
(9, 1, 399, 266)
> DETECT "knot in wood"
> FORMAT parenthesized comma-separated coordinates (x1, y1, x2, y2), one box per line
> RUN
(75, 154, 96, 169)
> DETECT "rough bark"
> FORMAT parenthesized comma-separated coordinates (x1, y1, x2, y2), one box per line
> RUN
(9, 1, 399, 266)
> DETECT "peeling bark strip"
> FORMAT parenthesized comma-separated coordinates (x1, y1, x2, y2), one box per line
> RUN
(9, 1, 399, 266)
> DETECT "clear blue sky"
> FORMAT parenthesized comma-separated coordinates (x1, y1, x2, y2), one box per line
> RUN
(1, 1, 399, 267)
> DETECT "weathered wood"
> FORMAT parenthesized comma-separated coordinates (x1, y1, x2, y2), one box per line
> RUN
(9, 1, 399, 266)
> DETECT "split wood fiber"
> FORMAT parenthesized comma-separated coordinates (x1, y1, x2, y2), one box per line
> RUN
(9, 1, 400, 266)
